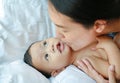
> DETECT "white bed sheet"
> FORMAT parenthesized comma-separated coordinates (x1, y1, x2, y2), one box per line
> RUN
(0, 0, 55, 64)
(0, 60, 50, 83)
(0, 0, 55, 82)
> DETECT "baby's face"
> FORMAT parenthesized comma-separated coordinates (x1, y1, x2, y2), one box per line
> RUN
(29, 38, 72, 74)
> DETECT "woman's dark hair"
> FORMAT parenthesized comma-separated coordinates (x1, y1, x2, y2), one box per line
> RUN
(24, 42, 51, 78)
(49, 0, 120, 28)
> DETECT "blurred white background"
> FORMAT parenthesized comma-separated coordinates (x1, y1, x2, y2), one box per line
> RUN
(0, 0, 55, 64)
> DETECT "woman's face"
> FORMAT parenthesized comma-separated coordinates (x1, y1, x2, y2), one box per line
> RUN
(48, 3, 96, 51)
(29, 38, 73, 73)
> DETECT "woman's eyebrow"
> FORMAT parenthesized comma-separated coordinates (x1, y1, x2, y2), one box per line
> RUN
(55, 24, 64, 28)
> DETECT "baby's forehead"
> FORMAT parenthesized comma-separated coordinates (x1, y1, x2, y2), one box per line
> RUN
(29, 41, 43, 57)
(31, 41, 42, 48)
(29, 41, 41, 53)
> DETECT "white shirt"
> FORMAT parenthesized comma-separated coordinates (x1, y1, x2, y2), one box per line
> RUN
(50, 65, 96, 83)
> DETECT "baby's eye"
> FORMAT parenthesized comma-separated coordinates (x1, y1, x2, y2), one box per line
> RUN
(43, 41, 47, 46)
(45, 54, 49, 61)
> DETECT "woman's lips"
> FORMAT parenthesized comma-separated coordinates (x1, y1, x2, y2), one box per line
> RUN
(57, 42, 64, 53)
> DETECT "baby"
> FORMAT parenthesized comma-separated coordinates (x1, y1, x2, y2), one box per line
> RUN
(24, 36, 120, 80)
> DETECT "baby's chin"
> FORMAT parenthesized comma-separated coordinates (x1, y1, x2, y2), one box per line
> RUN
(65, 45, 73, 54)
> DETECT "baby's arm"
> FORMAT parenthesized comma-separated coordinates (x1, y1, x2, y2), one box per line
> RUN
(96, 36, 120, 79)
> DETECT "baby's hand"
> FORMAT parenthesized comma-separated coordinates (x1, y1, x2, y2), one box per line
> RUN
(77, 59, 117, 83)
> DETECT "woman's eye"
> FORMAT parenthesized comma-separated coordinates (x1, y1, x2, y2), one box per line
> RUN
(63, 30, 67, 33)
(62, 30, 68, 33)
(45, 54, 49, 61)
(43, 41, 47, 46)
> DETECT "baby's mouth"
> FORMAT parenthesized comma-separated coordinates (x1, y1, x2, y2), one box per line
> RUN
(56, 42, 64, 53)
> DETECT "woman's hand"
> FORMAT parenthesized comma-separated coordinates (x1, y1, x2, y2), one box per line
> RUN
(77, 59, 116, 83)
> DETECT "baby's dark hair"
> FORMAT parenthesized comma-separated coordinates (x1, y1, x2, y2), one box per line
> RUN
(24, 42, 51, 78)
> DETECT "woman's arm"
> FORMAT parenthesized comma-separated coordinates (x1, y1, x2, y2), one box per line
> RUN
(96, 36, 120, 79)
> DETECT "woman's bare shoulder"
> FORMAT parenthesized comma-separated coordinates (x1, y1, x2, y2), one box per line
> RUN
(114, 32, 120, 48)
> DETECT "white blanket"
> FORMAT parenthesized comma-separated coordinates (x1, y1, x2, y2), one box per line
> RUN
(50, 65, 96, 83)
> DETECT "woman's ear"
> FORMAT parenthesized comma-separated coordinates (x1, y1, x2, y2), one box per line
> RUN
(51, 68, 65, 77)
(94, 20, 107, 33)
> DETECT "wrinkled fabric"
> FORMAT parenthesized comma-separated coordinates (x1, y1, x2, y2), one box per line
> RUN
(0, 0, 54, 82)
(0, 60, 50, 83)
(0, 0, 55, 64)
(50, 65, 96, 83)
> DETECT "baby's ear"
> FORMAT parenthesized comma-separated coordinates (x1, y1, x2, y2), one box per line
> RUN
(94, 20, 107, 33)
(51, 68, 65, 77)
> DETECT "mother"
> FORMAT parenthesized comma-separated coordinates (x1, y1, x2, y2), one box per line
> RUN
(48, 0, 120, 82)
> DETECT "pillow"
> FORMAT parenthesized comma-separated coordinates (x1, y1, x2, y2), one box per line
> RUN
(0, 60, 50, 83)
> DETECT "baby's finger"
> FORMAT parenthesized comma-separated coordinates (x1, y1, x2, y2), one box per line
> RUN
(77, 60, 88, 73)
(82, 59, 107, 82)
(82, 59, 93, 71)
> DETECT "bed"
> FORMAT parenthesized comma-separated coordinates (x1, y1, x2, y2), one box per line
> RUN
(0, 0, 97, 83)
